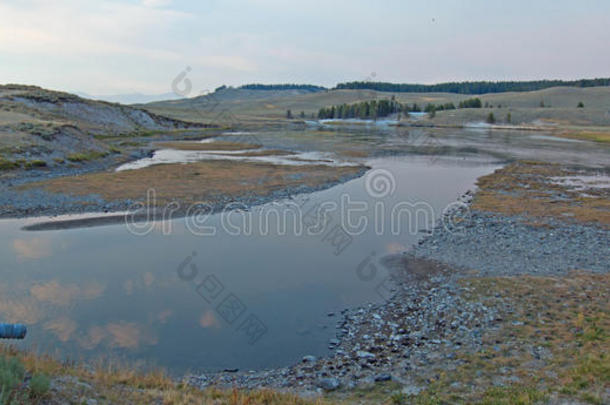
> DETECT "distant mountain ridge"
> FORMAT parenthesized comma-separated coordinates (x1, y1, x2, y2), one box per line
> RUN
(77, 91, 183, 105)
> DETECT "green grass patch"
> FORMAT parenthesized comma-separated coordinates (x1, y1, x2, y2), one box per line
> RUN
(0, 355, 25, 403)
(0, 355, 49, 404)
(24, 159, 47, 169)
(93, 128, 208, 141)
(15, 122, 59, 141)
(118, 141, 141, 147)
(559, 131, 610, 144)
(480, 386, 547, 405)
(0, 157, 47, 170)
(0, 158, 20, 171)
(66, 151, 109, 162)
(28, 374, 50, 400)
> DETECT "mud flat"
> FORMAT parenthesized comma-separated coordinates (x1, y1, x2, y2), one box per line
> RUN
(0, 159, 367, 223)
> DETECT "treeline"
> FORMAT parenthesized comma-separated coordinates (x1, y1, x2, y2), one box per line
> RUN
(335, 78, 610, 94)
(317, 97, 483, 119)
(458, 98, 482, 108)
(239, 84, 326, 91)
(318, 99, 402, 119)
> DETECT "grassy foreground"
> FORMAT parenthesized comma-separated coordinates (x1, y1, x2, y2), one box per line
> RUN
(0, 344, 325, 404)
(415, 272, 610, 405)
(2, 270, 608, 404)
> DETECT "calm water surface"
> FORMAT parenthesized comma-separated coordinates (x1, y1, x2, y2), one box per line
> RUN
(0, 155, 500, 373)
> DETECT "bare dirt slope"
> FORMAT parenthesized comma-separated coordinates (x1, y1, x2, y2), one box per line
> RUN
(0, 84, 203, 170)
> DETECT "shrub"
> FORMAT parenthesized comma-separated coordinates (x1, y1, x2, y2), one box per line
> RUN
(486, 112, 496, 124)
(458, 97, 482, 108)
(0, 355, 25, 404)
(66, 154, 86, 162)
(577, 101, 584, 108)
(24, 160, 47, 169)
(66, 151, 109, 162)
(0, 159, 19, 171)
(28, 374, 50, 399)
(391, 392, 408, 404)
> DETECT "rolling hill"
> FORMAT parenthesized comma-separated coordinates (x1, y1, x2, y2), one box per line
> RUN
(0, 84, 203, 170)
(143, 85, 610, 128)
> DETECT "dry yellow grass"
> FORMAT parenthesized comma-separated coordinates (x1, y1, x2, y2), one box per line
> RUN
(4, 269, 607, 404)
(456, 272, 610, 404)
(154, 141, 261, 151)
(233, 149, 295, 157)
(557, 130, 610, 144)
(403, 271, 609, 404)
(337, 150, 369, 158)
(26, 160, 365, 208)
(472, 161, 610, 226)
(0, 344, 330, 404)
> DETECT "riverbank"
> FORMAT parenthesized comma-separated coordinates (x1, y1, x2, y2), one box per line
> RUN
(0, 137, 368, 220)
(1, 160, 608, 404)
(184, 160, 609, 403)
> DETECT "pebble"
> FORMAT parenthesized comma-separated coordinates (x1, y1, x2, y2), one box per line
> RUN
(317, 378, 340, 391)
(356, 351, 376, 360)
(414, 211, 609, 276)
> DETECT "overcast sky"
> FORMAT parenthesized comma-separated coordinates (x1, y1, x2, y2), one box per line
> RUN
(1, 0, 609, 96)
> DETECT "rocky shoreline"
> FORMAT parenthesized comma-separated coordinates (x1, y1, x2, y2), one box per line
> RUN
(187, 253, 503, 395)
(186, 186, 609, 400)
(3, 156, 608, 402)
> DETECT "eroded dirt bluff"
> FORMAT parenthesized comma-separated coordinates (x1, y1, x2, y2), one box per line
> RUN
(0, 84, 208, 170)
